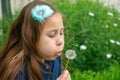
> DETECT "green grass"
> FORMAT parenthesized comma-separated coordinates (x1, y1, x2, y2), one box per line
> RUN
(0, 11, 19, 48)
(71, 65, 120, 80)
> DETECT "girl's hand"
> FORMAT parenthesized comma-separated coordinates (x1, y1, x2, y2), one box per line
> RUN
(57, 70, 71, 80)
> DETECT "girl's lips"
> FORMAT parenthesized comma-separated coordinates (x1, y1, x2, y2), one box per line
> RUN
(56, 52, 62, 56)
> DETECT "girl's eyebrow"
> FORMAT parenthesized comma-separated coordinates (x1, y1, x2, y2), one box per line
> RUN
(48, 27, 64, 32)
(49, 29, 57, 33)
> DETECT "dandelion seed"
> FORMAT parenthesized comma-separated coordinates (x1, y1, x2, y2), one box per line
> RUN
(116, 41, 120, 46)
(110, 39, 115, 44)
(80, 45, 87, 50)
(106, 53, 112, 59)
(88, 12, 95, 17)
(113, 23, 118, 27)
(107, 12, 113, 16)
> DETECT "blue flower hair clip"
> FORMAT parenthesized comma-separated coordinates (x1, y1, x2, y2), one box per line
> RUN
(31, 5, 54, 22)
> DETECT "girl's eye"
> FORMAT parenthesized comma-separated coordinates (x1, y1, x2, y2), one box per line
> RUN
(48, 32, 55, 38)
(49, 35, 55, 38)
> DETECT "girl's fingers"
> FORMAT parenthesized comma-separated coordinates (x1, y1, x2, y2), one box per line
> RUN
(62, 70, 69, 80)
(57, 70, 71, 80)
(67, 71, 71, 80)
(65, 70, 71, 80)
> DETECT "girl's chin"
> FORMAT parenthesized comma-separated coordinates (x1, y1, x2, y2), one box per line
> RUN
(45, 56, 57, 61)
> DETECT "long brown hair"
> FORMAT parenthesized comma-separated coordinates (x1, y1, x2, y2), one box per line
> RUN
(0, 0, 57, 80)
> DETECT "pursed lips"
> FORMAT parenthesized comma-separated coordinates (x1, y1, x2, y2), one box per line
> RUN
(56, 51, 62, 56)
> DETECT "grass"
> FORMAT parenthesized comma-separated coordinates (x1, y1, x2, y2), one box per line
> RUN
(71, 65, 120, 80)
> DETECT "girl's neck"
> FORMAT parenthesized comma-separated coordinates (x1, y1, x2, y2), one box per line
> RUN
(36, 56, 45, 63)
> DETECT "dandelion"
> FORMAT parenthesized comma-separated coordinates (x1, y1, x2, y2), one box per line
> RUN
(65, 50, 76, 69)
(107, 12, 113, 16)
(110, 39, 115, 44)
(88, 12, 95, 17)
(113, 23, 118, 27)
(65, 50, 76, 59)
(80, 45, 87, 50)
(106, 53, 112, 59)
(116, 41, 120, 46)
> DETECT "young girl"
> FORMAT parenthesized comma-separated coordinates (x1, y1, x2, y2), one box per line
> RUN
(0, 0, 71, 80)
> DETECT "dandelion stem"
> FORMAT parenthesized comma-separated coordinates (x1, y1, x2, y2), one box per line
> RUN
(65, 59, 69, 70)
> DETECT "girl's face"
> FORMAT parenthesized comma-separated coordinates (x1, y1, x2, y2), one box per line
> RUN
(37, 13, 64, 61)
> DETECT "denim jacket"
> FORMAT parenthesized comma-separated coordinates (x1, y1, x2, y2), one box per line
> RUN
(15, 57, 61, 80)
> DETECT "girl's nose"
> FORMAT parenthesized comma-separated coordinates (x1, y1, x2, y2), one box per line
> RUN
(56, 36, 64, 46)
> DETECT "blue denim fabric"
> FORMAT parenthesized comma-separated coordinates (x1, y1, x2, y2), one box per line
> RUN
(15, 57, 61, 80)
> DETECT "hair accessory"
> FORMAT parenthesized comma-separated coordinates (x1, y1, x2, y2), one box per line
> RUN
(31, 5, 54, 22)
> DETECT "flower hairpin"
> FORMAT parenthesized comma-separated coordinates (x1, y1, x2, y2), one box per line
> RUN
(65, 50, 76, 70)
(31, 5, 54, 22)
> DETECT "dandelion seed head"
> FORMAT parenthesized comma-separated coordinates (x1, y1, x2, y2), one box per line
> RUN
(106, 53, 112, 59)
(116, 41, 120, 46)
(80, 45, 87, 50)
(113, 23, 118, 27)
(110, 39, 115, 44)
(65, 50, 76, 59)
(88, 12, 95, 17)
(107, 12, 113, 16)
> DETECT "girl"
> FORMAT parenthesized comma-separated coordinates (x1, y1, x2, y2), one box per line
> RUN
(0, 0, 71, 80)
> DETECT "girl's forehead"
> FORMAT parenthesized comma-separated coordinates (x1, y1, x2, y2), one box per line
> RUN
(43, 13, 64, 30)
